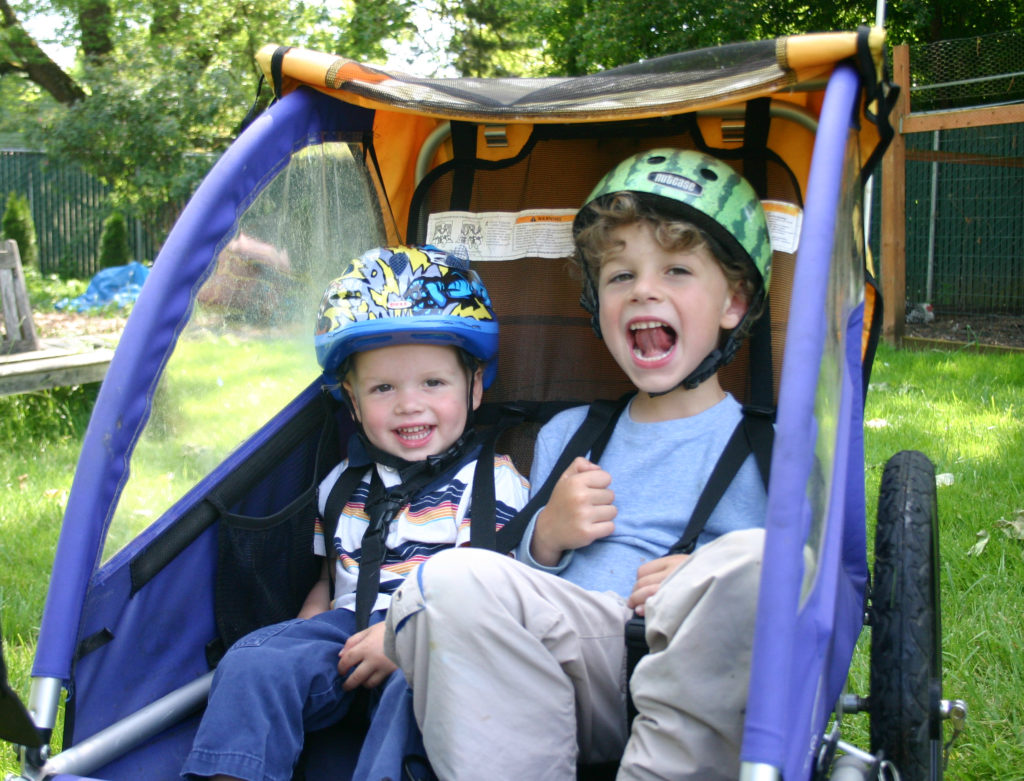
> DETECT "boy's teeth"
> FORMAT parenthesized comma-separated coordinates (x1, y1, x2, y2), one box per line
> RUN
(398, 425, 430, 439)
(630, 320, 675, 359)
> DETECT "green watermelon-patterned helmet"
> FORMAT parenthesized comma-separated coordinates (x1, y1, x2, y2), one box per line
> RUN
(573, 148, 772, 389)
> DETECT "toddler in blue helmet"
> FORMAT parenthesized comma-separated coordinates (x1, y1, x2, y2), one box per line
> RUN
(384, 150, 773, 779)
(182, 245, 529, 781)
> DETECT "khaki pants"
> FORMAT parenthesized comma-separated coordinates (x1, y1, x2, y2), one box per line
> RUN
(385, 530, 764, 780)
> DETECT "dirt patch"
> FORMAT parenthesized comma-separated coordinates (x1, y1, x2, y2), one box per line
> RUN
(903, 313, 1024, 350)
(32, 310, 128, 340)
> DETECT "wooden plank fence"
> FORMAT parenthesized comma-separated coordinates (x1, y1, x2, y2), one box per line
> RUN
(0, 149, 163, 278)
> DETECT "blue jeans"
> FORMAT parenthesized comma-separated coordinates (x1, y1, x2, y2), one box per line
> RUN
(182, 609, 423, 781)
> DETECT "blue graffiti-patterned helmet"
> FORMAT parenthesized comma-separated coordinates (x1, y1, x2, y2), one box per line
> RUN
(315, 245, 499, 387)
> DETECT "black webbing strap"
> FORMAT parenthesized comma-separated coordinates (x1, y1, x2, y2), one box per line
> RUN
(269, 45, 292, 100)
(353, 461, 468, 630)
(449, 121, 477, 212)
(668, 406, 774, 556)
(469, 404, 535, 552)
(742, 97, 772, 198)
(321, 461, 369, 598)
(493, 396, 631, 555)
(746, 303, 774, 409)
(353, 469, 393, 631)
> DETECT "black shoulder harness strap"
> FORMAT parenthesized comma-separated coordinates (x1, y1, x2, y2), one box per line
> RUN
(323, 455, 475, 631)
(667, 405, 774, 554)
(493, 396, 632, 555)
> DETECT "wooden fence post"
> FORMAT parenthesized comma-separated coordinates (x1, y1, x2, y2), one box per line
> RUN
(0, 238, 40, 354)
(880, 44, 910, 344)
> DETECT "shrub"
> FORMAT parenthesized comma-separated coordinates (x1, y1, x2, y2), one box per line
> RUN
(97, 211, 131, 268)
(1, 191, 39, 269)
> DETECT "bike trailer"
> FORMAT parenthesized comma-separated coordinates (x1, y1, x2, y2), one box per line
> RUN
(1, 27, 961, 781)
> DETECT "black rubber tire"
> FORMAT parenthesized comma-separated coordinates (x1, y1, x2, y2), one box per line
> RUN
(869, 450, 944, 780)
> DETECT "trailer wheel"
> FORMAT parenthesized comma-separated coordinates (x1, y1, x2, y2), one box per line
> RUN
(870, 450, 944, 780)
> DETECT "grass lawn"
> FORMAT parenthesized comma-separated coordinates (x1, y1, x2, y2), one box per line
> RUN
(1, 341, 1022, 778)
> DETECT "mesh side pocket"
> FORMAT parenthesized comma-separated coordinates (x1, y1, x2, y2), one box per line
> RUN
(213, 489, 323, 652)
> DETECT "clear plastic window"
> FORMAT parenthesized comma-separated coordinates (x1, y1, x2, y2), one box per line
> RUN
(103, 142, 387, 560)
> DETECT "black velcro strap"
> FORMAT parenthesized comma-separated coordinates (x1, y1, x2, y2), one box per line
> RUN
(494, 397, 630, 555)
(857, 25, 899, 182)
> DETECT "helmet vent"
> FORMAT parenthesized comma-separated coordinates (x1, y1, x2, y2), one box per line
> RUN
(445, 248, 470, 270)
(388, 252, 409, 275)
(647, 154, 667, 164)
(699, 167, 719, 181)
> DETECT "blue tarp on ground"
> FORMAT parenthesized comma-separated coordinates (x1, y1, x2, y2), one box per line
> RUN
(55, 262, 150, 312)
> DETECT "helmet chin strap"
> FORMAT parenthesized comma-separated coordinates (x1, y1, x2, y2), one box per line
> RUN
(356, 427, 478, 483)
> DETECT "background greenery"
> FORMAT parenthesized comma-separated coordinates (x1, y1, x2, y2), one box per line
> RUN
(1, 339, 1022, 777)
(2, 0, 1022, 245)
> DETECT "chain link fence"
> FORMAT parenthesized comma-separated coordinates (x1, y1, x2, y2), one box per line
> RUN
(908, 28, 1024, 112)
(895, 29, 1024, 316)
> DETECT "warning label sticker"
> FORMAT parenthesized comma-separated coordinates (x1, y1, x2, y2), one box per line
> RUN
(425, 210, 577, 261)
(761, 200, 803, 255)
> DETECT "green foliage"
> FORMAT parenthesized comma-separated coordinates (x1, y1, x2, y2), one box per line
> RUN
(884, 0, 1024, 45)
(1, 192, 39, 269)
(21, 264, 88, 309)
(3, 0, 414, 232)
(430, 0, 1024, 77)
(97, 210, 130, 268)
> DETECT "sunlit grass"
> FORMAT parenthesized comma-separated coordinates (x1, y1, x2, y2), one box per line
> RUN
(103, 330, 319, 559)
(842, 342, 1024, 778)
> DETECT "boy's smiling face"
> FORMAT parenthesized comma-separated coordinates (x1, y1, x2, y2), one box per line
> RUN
(344, 343, 482, 461)
(597, 220, 747, 397)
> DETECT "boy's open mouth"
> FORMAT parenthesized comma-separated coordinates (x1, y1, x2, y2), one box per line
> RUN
(629, 320, 677, 362)
(395, 424, 433, 443)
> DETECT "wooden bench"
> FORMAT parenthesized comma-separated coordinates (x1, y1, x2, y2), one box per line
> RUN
(0, 238, 115, 395)
(0, 238, 39, 355)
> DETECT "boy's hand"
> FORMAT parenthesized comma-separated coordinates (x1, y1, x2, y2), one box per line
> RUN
(627, 554, 690, 616)
(338, 622, 397, 690)
(531, 457, 616, 566)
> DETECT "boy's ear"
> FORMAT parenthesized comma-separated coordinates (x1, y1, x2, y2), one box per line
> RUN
(720, 286, 749, 331)
(470, 367, 484, 411)
(342, 379, 362, 422)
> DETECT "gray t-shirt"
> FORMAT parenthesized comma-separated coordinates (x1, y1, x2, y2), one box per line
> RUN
(518, 394, 767, 598)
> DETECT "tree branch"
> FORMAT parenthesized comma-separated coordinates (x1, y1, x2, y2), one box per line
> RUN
(0, 0, 86, 104)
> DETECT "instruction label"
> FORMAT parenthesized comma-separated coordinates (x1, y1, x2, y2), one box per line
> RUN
(426, 210, 577, 261)
(761, 200, 803, 255)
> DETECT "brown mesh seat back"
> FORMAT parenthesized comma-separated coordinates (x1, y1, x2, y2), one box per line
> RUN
(406, 119, 802, 469)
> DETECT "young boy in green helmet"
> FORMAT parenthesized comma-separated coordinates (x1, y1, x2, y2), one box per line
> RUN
(384, 149, 773, 779)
